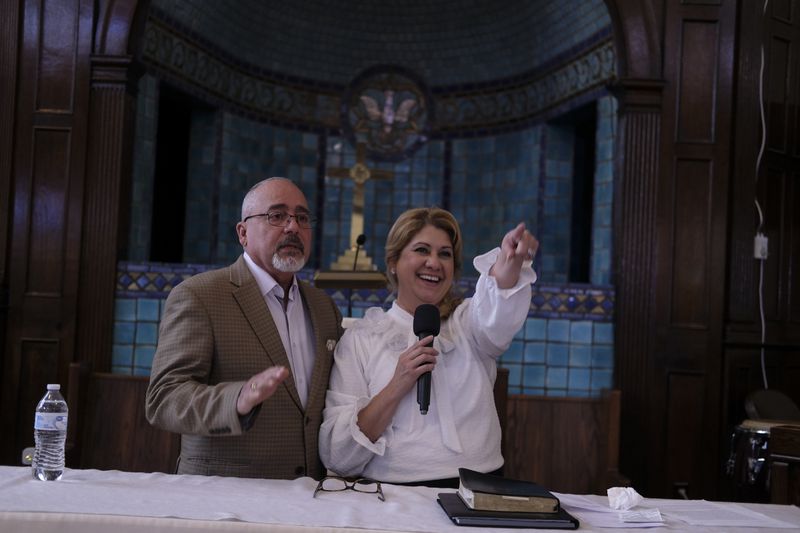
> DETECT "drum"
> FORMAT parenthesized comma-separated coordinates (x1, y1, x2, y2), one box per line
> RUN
(726, 419, 773, 502)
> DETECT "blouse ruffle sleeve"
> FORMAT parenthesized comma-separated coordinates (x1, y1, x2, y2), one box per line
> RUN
(319, 309, 393, 477)
(466, 247, 537, 356)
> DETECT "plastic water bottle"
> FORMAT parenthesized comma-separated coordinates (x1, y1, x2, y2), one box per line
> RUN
(32, 384, 68, 481)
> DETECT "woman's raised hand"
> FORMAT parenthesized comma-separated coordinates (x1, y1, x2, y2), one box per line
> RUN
(491, 222, 539, 289)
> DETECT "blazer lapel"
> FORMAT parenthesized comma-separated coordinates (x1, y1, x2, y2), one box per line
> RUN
(229, 256, 303, 412)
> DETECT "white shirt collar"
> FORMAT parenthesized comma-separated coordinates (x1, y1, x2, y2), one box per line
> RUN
(242, 252, 298, 300)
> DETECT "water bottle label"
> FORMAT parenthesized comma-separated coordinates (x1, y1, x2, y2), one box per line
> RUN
(34, 412, 68, 431)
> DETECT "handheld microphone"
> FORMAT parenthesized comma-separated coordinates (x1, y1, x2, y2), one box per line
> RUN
(413, 304, 440, 415)
(347, 234, 367, 317)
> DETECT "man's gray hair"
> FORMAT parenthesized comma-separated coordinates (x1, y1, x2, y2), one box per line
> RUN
(240, 177, 293, 220)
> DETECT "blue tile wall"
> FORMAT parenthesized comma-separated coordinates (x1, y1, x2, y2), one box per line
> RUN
(128, 74, 159, 261)
(450, 129, 540, 275)
(591, 95, 617, 285)
(112, 297, 163, 375)
(113, 263, 615, 397)
(538, 124, 574, 283)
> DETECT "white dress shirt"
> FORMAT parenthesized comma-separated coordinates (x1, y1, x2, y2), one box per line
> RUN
(243, 252, 315, 408)
(319, 248, 536, 483)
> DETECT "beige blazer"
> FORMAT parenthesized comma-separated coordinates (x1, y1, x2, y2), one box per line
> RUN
(145, 255, 343, 479)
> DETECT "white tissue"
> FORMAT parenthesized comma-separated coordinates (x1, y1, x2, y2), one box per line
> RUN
(607, 486, 643, 511)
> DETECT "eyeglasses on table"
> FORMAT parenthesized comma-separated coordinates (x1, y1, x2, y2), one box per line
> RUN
(313, 475, 385, 502)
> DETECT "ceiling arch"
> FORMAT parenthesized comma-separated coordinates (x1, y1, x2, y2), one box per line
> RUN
(151, 0, 611, 87)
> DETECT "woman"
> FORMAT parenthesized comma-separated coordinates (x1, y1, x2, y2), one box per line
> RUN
(319, 207, 538, 486)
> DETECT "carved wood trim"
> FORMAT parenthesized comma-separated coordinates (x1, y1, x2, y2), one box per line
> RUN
(76, 55, 136, 372)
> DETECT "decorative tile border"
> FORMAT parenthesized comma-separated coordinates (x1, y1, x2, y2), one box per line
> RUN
(116, 262, 613, 321)
(141, 9, 614, 138)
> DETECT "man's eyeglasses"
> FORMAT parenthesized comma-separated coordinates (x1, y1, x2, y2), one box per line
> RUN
(313, 476, 385, 502)
(243, 211, 316, 229)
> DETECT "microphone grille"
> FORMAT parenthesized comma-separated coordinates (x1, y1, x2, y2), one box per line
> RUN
(413, 304, 440, 336)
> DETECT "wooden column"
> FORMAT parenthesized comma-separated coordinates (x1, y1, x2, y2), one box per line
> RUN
(76, 56, 137, 373)
(611, 78, 664, 494)
(0, 0, 21, 397)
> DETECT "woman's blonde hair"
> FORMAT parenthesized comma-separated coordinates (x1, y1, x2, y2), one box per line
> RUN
(384, 207, 464, 319)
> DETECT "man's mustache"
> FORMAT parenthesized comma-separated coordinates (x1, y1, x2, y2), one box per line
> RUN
(277, 235, 305, 253)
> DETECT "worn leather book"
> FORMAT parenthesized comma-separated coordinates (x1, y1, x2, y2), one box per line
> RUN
(457, 468, 560, 513)
(438, 493, 579, 529)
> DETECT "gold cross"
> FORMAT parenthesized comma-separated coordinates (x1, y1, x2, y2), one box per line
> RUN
(326, 142, 394, 270)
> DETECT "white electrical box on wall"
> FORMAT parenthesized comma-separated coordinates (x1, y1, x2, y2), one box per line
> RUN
(754, 233, 769, 259)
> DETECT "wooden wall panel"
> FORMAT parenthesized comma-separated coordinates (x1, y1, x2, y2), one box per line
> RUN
(676, 21, 719, 143)
(647, 0, 734, 498)
(14, 339, 60, 453)
(665, 372, 704, 496)
(0, 0, 93, 465)
(27, 129, 70, 295)
(36, 0, 79, 112)
(504, 393, 622, 495)
(670, 158, 712, 327)
(790, 176, 800, 323)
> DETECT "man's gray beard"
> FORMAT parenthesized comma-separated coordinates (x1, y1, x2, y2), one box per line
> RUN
(272, 253, 306, 273)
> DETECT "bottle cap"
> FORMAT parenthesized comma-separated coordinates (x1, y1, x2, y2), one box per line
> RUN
(46, 384, 61, 390)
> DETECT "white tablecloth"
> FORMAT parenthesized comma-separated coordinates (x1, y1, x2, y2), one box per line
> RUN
(0, 467, 798, 533)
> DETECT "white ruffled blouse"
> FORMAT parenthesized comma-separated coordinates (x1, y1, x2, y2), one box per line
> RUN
(319, 248, 536, 483)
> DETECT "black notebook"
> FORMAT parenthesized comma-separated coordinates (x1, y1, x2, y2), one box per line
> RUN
(437, 493, 579, 529)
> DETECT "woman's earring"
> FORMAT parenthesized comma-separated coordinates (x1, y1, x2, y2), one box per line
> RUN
(390, 268, 396, 275)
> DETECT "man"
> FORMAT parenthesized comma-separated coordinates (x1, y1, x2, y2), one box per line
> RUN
(146, 177, 342, 479)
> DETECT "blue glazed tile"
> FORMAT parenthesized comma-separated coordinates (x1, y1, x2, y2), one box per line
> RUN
(547, 389, 568, 397)
(547, 319, 570, 342)
(111, 365, 134, 375)
(594, 322, 614, 344)
(137, 299, 161, 321)
(570, 344, 592, 367)
(524, 342, 546, 364)
(135, 322, 159, 344)
(522, 364, 546, 388)
(570, 321, 593, 344)
(547, 344, 569, 366)
(134, 345, 156, 369)
(568, 368, 591, 390)
(525, 318, 547, 340)
(501, 341, 524, 363)
(113, 322, 135, 344)
(132, 366, 152, 377)
(112, 344, 133, 367)
(546, 367, 568, 388)
(591, 369, 614, 391)
(115, 299, 136, 321)
(504, 364, 522, 387)
(591, 345, 614, 368)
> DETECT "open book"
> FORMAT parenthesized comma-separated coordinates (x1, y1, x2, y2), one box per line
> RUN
(457, 468, 560, 513)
